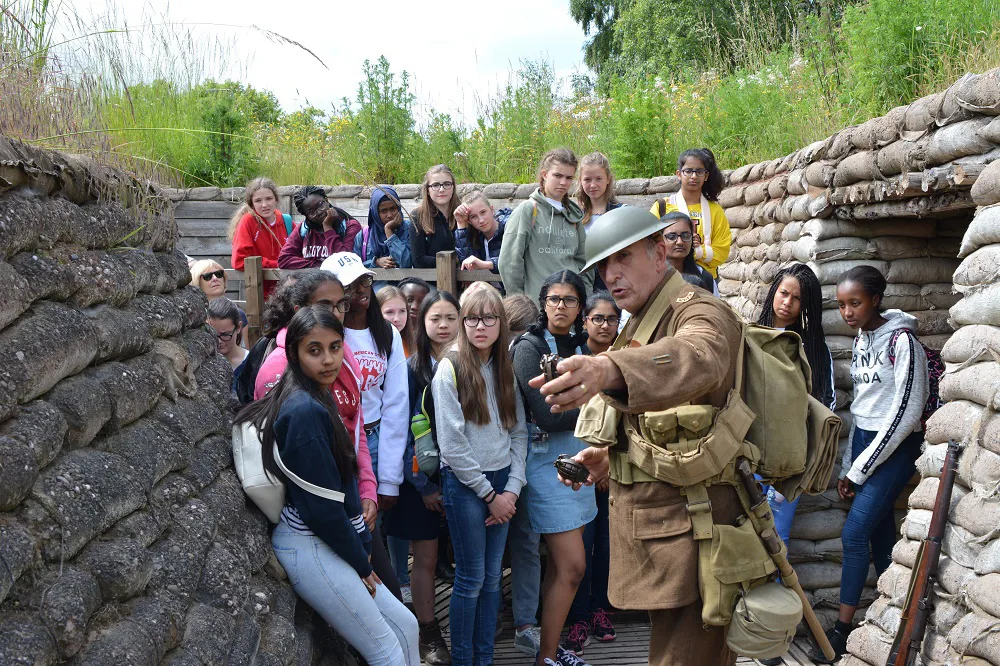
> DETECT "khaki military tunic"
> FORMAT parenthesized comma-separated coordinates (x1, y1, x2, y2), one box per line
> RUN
(599, 273, 745, 611)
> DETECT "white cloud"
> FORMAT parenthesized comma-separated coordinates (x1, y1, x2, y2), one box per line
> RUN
(62, 0, 590, 125)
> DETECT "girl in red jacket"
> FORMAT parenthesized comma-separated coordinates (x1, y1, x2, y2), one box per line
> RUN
(229, 177, 289, 298)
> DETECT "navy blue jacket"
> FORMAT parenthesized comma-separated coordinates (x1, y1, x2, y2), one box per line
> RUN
(454, 208, 512, 273)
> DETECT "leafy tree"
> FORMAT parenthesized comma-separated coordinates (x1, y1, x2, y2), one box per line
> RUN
(569, 0, 624, 73)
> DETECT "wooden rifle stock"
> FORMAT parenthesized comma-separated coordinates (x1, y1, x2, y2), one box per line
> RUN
(886, 440, 961, 666)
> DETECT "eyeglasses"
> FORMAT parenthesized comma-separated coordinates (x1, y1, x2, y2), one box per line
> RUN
(215, 327, 237, 341)
(428, 181, 454, 191)
(587, 315, 620, 327)
(544, 295, 580, 308)
(303, 199, 330, 220)
(680, 168, 708, 178)
(200, 269, 225, 281)
(316, 299, 352, 314)
(664, 231, 693, 242)
(349, 275, 375, 291)
(463, 315, 499, 328)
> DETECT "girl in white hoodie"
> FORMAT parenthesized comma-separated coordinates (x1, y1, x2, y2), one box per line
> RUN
(815, 265, 929, 662)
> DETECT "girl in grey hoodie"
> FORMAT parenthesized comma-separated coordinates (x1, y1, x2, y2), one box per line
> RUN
(499, 149, 594, 298)
(813, 266, 929, 662)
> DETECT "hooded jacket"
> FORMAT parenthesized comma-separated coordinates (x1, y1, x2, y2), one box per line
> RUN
(498, 189, 593, 298)
(841, 310, 929, 485)
(354, 187, 413, 269)
(277, 207, 362, 269)
(454, 207, 511, 272)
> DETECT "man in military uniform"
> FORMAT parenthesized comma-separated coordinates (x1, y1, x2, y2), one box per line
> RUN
(529, 206, 746, 665)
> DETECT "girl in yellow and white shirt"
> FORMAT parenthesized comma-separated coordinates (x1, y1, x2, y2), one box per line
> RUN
(651, 148, 732, 279)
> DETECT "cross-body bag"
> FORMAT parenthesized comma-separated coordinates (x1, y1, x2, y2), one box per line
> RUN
(232, 420, 345, 524)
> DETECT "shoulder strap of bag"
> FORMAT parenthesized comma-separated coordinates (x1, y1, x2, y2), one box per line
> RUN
(272, 442, 346, 503)
(283, 213, 293, 236)
(657, 197, 668, 218)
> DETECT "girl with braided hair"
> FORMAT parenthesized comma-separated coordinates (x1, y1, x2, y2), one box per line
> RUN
(756, 263, 835, 666)
(279, 185, 362, 269)
(511, 270, 596, 665)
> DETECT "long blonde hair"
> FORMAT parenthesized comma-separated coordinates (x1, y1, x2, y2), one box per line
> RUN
(537, 148, 578, 207)
(575, 152, 619, 227)
(452, 289, 518, 429)
(416, 164, 460, 235)
(226, 177, 280, 241)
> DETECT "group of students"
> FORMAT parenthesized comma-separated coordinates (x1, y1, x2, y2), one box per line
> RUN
(196, 145, 934, 666)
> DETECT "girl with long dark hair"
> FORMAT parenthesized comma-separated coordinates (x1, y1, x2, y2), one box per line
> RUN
(511, 270, 596, 665)
(659, 211, 716, 294)
(235, 306, 418, 665)
(385, 290, 461, 665)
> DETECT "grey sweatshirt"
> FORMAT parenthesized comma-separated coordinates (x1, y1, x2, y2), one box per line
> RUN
(431, 357, 528, 498)
(841, 310, 929, 485)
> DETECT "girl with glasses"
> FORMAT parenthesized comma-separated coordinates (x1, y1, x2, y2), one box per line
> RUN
(433, 288, 527, 666)
(207, 296, 249, 390)
(650, 148, 731, 280)
(411, 165, 459, 269)
(254, 269, 403, 602)
(499, 149, 592, 299)
(660, 211, 716, 294)
(322, 253, 410, 525)
(235, 306, 419, 666)
(279, 185, 362, 269)
(511, 270, 595, 666)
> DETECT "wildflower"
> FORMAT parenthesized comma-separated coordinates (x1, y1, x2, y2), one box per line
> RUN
(915, 25, 923, 31)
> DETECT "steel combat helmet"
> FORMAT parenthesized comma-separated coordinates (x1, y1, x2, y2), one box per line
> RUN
(583, 206, 670, 271)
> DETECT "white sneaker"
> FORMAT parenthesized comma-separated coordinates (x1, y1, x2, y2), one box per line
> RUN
(400, 585, 412, 605)
(556, 646, 591, 666)
(514, 625, 541, 655)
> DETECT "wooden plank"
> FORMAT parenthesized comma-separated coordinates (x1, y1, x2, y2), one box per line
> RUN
(457, 269, 503, 283)
(244, 256, 264, 346)
(178, 237, 236, 256)
(174, 200, 239, 219)
(436, 250, 458, 294)
(178, 219, 230, 237)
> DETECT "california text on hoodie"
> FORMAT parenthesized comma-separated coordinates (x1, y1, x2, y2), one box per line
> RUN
(431, 357, 528, 499)
(842, 310, 929, 485)
(354, 186, 413, 269)
(253, 330, 378, 506)
(277, 207, 362, 269)
(410, 209, 456, 268)
(274, 389, 373, 578)
(498, 189, 593, 298)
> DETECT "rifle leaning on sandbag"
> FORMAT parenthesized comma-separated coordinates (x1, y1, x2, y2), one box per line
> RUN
(886, 439, 961, 666)
(735, 459, 837, 662)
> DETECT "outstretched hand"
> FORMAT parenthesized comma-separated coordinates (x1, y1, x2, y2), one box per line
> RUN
(557, 447, 611, 491)
(527, 354, 622, 412)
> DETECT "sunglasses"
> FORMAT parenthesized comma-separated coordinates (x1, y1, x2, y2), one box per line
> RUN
(201, 269, 225, 281)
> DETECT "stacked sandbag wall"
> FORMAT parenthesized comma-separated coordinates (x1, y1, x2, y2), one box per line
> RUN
(0, 139, 353, 665)
(715, 68, 1000, 635)
(839, 155, 1000, 666)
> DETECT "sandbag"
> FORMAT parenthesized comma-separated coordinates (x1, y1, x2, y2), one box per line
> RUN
(954, 492, 1000, 538)
(940, 362, 1000, 408)
(792, 236, 870, 263)
(887, 258, 961, 286)
(827, 335, 854, 359)
(969, 575, 1000, 622)
(956, 69, 1000, 114)
(834, 151, 879, 187)
(808, 260, 889, 286)
(972, 160, 1000, 206)
(956, 245, 1000, 290)
(726, 205, 754, 230)
(781, 221, 804, 242)
(845, 624, 891, 666)
(925, 116, 998, 166)
(910, 309, 953, 335)
(951, 285, 1000, 327)
(975, 540, 1000, 576)
(921, 283, 961, 311)
(876, 138, 928, 176)
(942, 325, 1000, 363)
(924, 400, 982, 444)
(904, 509, 982, 568)
(959, 204, 1000, 257)
(947, 612, 1000, 665)
(801, 218, 937, 241)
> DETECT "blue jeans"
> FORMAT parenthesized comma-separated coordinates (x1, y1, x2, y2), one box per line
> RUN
(569, 488, 611, 622)
(442, 466, 511, 666)
(509, 491, 541, 627)
(367, 424, 380, 481)
(388, 535, 411, 586)
(272, 521, 419, 666)
(840, 427, 921, 606)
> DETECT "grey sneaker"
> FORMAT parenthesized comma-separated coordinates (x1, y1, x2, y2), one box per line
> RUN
(400, 585, 412, 605)
(514, 626, 541, 655)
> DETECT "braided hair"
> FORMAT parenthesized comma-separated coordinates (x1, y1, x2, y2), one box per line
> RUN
(758, 263, 831, 404)
(529, 270, 587, 347)
(293, 185, 347, 238)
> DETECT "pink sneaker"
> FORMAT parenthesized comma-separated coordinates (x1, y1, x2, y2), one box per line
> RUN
(589, 608, 616, 642)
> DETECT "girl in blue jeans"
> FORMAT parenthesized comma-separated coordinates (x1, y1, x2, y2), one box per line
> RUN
(235, 306, 419, 665)
(432, 288, 528, 666)
(811, 266, 929, 663)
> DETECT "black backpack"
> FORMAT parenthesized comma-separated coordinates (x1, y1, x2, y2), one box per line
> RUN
(235, 336, 277, 405)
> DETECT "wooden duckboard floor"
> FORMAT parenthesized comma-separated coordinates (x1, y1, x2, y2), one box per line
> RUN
(429, 568, 825, 665)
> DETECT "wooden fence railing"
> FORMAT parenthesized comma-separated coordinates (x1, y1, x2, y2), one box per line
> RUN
(226, 251, 504, 345)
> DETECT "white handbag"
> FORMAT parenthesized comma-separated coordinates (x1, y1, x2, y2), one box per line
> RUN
(231, 420, 345, 523)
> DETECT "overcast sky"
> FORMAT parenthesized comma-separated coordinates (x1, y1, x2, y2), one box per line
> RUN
(62, 0, 590, 125)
